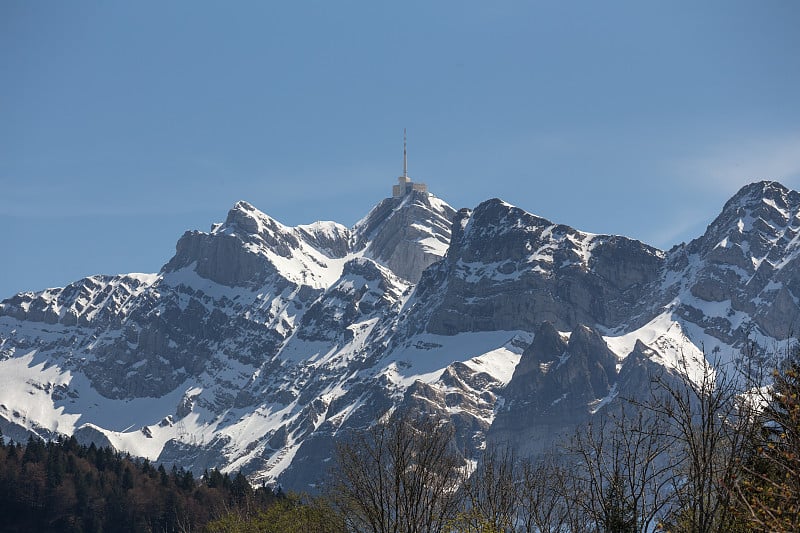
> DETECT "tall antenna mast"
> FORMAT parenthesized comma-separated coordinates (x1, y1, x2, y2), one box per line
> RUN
(403, 128, 408, 178)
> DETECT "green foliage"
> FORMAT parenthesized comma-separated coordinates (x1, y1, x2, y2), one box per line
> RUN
(206, 492, 345, 533)
(446, 509, 506, 533)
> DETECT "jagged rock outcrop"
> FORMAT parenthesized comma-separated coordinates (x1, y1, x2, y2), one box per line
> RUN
(648, 181, 800, 346)
(490, 322, 619, 453)
(354, 190, 455, 283)
(297, 258, 408, 343)
(0, 188, 458, 485)
(0, 274, 156, 326)
(163, 200, 350, 289)
(403, 198, 663, 336)
(1, 180, 799, 491)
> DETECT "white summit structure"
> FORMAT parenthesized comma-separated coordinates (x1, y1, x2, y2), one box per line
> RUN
(392, 129, 428, 197)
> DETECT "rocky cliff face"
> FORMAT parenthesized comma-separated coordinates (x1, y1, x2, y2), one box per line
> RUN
(490, 322, 619, 452)
(1, 181, 798, 490)
(672, 181, 800, 341)
(354, 190, 455, 283)
(400, 198, 663, 337)
(585, 180, 800, 369)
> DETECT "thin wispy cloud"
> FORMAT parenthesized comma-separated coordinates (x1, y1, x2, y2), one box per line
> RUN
(644, 207, 714, 250)
(674, 134, 800, 193)
(644, 133, 800, 250)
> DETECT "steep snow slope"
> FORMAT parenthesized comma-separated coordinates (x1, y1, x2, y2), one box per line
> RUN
(0, 191, 458, 485)
(354, 190, 456, 283)
(1, 181, 799, 490)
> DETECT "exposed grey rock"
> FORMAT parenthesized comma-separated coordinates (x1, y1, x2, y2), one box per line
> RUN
(297, 258, 408, 343)
(297, 222, 352, 258)
(0, 415, 62, 444)
(614, 340, 667, 404)
(73, 425, 116, 450)
(500, 322, 616, 423)
(648, 181, 800, 347)
(3, 180, 800, 493)
(355, 190, 455, 283)
(164, 230, 279, 288)
(403, 198, 663, 336)
(157, 435, 231, 476)
(487, 321, 626, 457)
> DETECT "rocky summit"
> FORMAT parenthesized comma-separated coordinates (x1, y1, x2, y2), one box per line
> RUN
(1, 181, 799, 490)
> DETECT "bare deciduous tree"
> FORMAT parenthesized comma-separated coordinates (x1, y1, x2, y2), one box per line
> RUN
(569, 405, 675, 533)
(457, 445, 518, 533)
(327, 348, 775, 533)
(330, 412, 462, 533)
(517, 453, 577, 533)
(735, 349, 800, 532)
(645, 352, 756, 533)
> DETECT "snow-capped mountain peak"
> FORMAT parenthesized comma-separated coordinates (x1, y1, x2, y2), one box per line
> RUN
(2, 181, 799, 491)
(354, 190, 456, 283)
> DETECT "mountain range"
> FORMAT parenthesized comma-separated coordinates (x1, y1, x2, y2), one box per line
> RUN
(1, 180, 799, 490)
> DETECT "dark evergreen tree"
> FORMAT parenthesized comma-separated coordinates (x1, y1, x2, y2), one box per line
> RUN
(602, 471, 637, 533)
(0, 436, 281, 531)
(158, 463, 169, 486)
(122, 466, 134, 490)
(22, 435, 45, 463)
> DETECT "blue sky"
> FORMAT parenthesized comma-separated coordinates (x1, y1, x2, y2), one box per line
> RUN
(2, 1, 799, 298)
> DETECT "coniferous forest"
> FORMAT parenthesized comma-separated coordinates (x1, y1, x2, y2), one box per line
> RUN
(0, 433, 290, 532)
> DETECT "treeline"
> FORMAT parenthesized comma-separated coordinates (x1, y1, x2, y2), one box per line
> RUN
(209, 349, 800, 533)
(2, 350, 798, 532)
(0, 434, 280, 532)
(316, 350, 800, 533)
